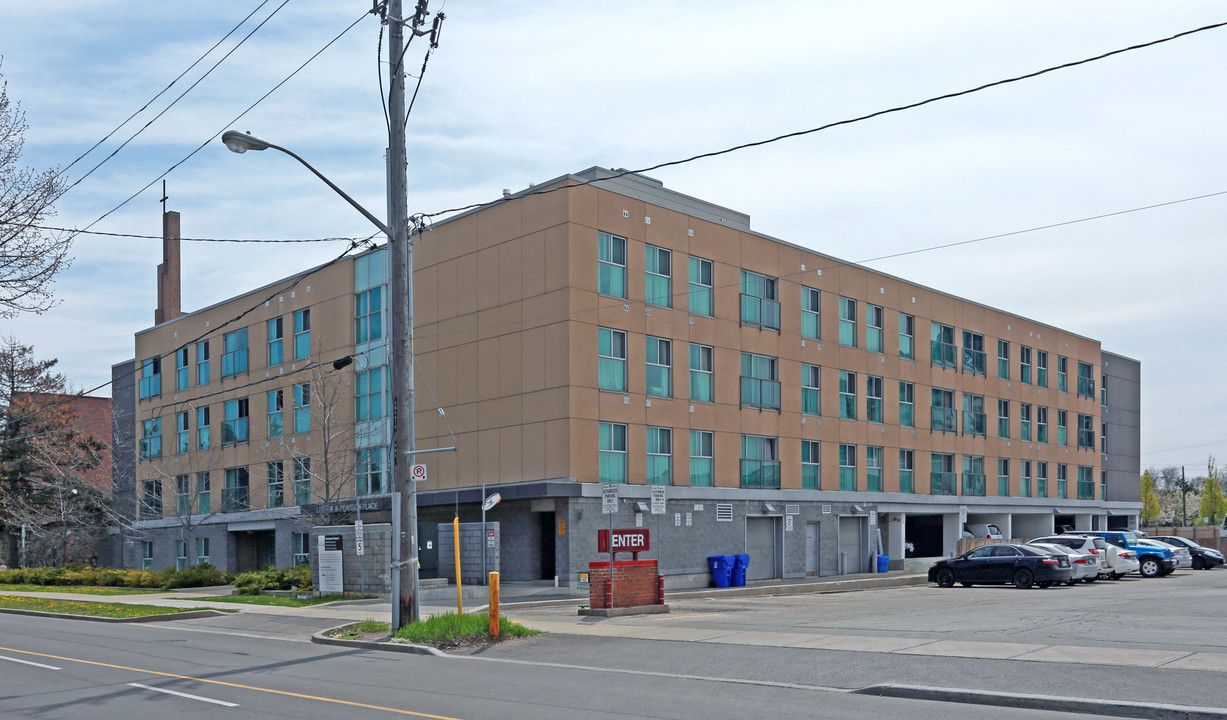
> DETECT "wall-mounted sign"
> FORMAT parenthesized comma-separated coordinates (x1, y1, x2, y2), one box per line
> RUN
(598, 528, 650, 554)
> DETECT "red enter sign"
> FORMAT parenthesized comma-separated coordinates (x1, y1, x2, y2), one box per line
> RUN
(598, 528, 651, 554)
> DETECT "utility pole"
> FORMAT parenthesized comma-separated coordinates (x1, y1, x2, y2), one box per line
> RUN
(1180, 466, 1187, 527)
(387, 0, 418, 630)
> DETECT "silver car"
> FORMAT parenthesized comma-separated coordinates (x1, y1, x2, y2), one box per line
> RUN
(1030, 543, 1099, 584)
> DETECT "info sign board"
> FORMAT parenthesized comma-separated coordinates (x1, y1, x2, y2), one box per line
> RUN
(601, 484, 619, 514)
(318, 534, 344, 594)
(650, 486, 667, 515)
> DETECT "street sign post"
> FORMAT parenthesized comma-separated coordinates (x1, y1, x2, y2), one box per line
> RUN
(650, 486, 666, 515)
(354, 520, 365, 556)
(601, 484, 618, 608)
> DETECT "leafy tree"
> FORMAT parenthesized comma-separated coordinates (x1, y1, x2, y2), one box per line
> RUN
(0, 71, 71, 317)
(1139, 469, 1160, 526)
(1200, 456, 1227, 526)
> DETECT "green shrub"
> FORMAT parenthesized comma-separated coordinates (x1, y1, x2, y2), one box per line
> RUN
(232, 564, 313, 595)
(160, 563, 229, 589)
(0, 564, 228, 590)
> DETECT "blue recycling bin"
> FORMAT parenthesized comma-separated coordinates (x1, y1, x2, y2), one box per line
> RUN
(707, 554, 734, 588)
(876, 554, 890, 573)
(731, 554, 750, 587)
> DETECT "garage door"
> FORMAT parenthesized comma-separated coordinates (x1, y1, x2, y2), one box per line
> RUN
(745, 517, 779, 581)
(839, 517, 864, 574)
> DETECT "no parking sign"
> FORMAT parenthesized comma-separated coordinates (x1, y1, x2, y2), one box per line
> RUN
(411, 464, 427, 482)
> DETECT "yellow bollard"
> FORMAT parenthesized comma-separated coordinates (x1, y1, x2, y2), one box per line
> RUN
(453, 517, 463, 614)
(488, 571, 500, 639)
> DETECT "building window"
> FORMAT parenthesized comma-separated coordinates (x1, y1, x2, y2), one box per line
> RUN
(997, 399, 1010, 439)
(140, 418, 162, 460)
(1057, 409, 1068, 446)
(1036, 350, 1049, 388)
(689, 343, 713, 403)
(741, 353, 780, 411)
(1077, 465, 1095, 499)
(138, 357, 161, 400)
(867, 304, 884, 353)
(598, 327, 627, 392)
(355, 368, 384, 421)
(740, 270, 780, 331)
(930, 323, 956, 369)
(1077, 413, 1094, 449)
(899, 313, 914, 360)
(838, 297, 857, 347)
(838, 443, 857, 491)
(221, 328, 249, 378)
(175, 474, 190, 516)
(740, 435, 780, 489)
(689, 431, 713, 487)
(802, 364, 821, 416)
(866, 446, 883, 491)
(222, 467, 250, 512)
(293, 532, 310, 566)
(839, 371, 857, 420)
(962, 393, 985, 437)
(293, 309, 311, 360)
(267, 389, 284, 437)
(293, 383, 311, 434)
(1037, 461, 1048, 498)
(1021, 460, 1032, 497)
(1037, 406, 1049, 444)
(356, 448, 385, 495)
(294, 457, 311, 505)
(997, 340, 1009, 380)
(141, 478, 162, 519)
(1102, 375, 1108, 407)
(175, 411, 189, 454)
(1077, 361, 1094, 398)
(1102, 422, 1108, 454)
(997, 458, 1010, 497)
(598, 231, 627, 299)
(645, 337, 672, 398)
(196, 406, 210, 450)
(196, 471, 210, 514)
(175, 540, 188, 571)
(355, 287, 383, 343)
(802, 440, 821, 489)
(688, 256, 713, 316)
(961, 331, 986, 375)
(1019, 345, 1032, 385)
(801, 287, 821, 340)
(1057, 463, 1068, 498)
(899, 381, 914, 428)
(268, 461, 285, 508)
(195, 537, 210, 565)
(646, 426, 672, 485)
(931, 453, 955, 495)
(1057, 355, 1068, 392)
(866, 375, 883, 423)
(142, 540, 154, 570)
(899, 450, 914, 493)
(645, 245, 672, 308)
(222, 398, 249, 445)
(962, 455, 986, 496)
(599, 422, 627, 484)
(175, 347, 189, 391)
(931, 388, 956, 433)
(196, 340, 210, 386)
(267, 317, 284, 366)
(1019, 403, 1032, 442)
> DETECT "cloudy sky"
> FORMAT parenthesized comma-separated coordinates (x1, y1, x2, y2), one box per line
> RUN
(2, 1, 1225, 475)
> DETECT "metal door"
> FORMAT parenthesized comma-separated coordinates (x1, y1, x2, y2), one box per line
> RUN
(418, 522, 439, 580)
(745, 517, 779, 581)
(805, 522, 820, 576)
(839, 517, 864, 574)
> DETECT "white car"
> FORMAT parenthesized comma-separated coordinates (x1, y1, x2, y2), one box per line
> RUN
(1139, 539, 1191, 569)
(1029, 535, 1105, 576)
(1030, 543, 1099, 583)
(1099, 543, 1140, 578)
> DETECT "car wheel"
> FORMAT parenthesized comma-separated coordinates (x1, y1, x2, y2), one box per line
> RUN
(1139, 557, 1160, 578)
(936, 568, 955, 588)
(1193, 556, 1205, 570)
(1084, 576, 1097, 583)
(960, 582, 974, 588)
(1065, 579, 1076, 586)
(1013, 568, 1034, 589)
(1038, 581, 1053, 588)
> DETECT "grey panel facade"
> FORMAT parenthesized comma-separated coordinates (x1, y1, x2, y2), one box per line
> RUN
(1102, 351, 1141, 504)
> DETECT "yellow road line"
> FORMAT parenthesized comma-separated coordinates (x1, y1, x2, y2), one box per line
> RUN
(0, 645, 463, 719)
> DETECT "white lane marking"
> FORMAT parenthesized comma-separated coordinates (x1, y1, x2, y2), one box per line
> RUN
(128, 682, 238, 707)
(0, 655, 61, 670)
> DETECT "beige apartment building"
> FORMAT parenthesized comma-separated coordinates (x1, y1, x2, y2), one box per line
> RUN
(123, 168, 1141, 587)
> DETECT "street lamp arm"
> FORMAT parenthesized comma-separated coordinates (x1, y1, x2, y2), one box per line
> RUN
(221, 130, 392, 238)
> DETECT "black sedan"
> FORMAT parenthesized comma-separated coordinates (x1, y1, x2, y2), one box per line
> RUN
(928, 543, 1074, 589)
(1149, 535, 1225, 570)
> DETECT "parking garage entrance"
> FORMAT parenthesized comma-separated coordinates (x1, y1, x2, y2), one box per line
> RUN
(904, 514, 944, 558)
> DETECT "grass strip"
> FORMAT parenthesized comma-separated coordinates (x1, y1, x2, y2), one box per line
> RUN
(0, 584, 162, 596)
(393, 612, 540, 647)
(0, 595, 215, 618)
(328, 619, 392, 640)
(206, 594, 356, 608)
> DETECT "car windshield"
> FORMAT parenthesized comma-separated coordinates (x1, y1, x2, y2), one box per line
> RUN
(1119, 531, 1139, 544)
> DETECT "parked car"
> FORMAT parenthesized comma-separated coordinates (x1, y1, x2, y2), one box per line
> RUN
(1077, 531, 1176, 578)
(1029, 533, 1137, 579)
(929, 543, 1073, 589)
(1028, 535, 1104, 573)
(1029, 543, 1098, 584)
(1148, 536, 1225, 570)
(965, 523, 1004, 540)
(1137, 539, 1191, 570)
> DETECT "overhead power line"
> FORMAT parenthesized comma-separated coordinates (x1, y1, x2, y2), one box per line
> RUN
(0, 222, 363, 243)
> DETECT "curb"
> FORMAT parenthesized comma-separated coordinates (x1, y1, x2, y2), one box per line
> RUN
(855, 683, 1227, 720)
(0, 607, 228, 623)
(311, 623, 445, 656)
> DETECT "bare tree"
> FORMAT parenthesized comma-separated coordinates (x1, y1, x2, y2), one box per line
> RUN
(0, 71, 71, 317)
(284, 358, 363, 527)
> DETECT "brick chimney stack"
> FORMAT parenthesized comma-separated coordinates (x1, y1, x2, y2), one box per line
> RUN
(155, 210, 182, 324)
